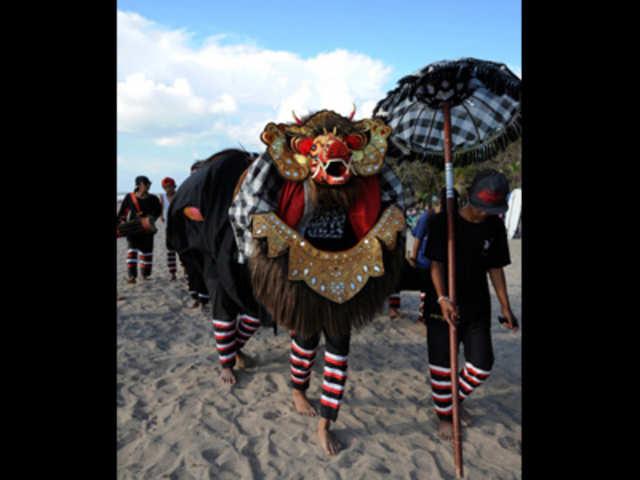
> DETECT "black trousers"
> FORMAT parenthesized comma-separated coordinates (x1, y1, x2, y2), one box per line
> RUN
(210, 285, 262, 368)
(167, 250, 177, 275)
(389, 259, 433, 313)
(417, 266, 436, 325)
(290, 329, 351, 422)
(180, 251, 209, 304)
(205, 256, 265, 369)
(126, 234, 154, 278)
(425, 309, 494, 419)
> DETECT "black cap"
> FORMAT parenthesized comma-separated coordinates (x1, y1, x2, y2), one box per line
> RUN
(467, 169, 509, 214)
(135, 175, 151, 186)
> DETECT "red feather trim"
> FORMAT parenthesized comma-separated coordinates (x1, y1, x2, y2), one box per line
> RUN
(276, 176, 381, 241)
(348, 176, 381, 240)
(277, 181, 306, 229)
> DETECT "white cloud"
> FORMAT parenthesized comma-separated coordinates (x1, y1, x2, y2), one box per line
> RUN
(117, 10, 392, 147)
(117, 73, 236, 133)
(209, 93, 237, 114)
(153, 136, 188, 147)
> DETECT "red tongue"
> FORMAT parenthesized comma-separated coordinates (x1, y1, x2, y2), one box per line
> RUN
(327, 140, 349, 160)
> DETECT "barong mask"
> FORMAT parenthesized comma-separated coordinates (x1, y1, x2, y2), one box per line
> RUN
(245, 108, 406, 338)
(260, 107, 392, 185)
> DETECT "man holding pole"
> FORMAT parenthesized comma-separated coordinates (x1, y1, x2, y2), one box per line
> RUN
(424, 168, 518, 441)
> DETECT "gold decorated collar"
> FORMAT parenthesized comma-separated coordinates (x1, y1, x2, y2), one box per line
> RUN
(251, 205, 405, 304)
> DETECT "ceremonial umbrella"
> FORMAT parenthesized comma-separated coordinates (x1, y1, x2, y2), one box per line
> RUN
(373, 57, 521, 478)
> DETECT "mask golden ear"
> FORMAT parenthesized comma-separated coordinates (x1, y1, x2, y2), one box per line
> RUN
(290, 136, 313, 167)
(294, 154, 309, 166)
(351, 118, 391, 176)
(260, 122, 309, 181)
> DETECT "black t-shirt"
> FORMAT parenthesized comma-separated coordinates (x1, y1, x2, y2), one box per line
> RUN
(424, 210, 510, 315)
(303, 206, 358, 252)
(117, 193, 162, 221)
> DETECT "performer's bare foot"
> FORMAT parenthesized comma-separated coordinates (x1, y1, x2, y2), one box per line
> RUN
(437, 408, 470, 440)
(317, 417, 342, 456)
(292, 389, 317, 416)
(170, 273, 176, 281)
(191, 300, 200, 308)
(389, 307, 403, 319)
(460, 406, 471, 426)
(220, 366, 237, 385)
(235, 350, 256, 369)
(126, 277, 136, 284)
(437, 418, 454, 440)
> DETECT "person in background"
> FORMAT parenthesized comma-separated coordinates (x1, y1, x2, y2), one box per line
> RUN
(432, 195, 441, 213)
(160, 177, 178, 281)
(117, 176, 162, 283)
(408, 202, 437, 335)
(423, 169, 518, 440)
(387, 204, 426, 318)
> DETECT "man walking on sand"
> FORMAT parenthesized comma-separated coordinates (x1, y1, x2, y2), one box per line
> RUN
(117, 176, 162, 283)
(423, 169, 519, 440)
(160, 177, 179, 281)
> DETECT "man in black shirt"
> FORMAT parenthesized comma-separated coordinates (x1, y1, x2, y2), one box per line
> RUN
(117, 176, 162, 283)
(424, 169, 518, 440)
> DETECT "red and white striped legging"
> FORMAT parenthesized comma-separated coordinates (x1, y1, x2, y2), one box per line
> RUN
(289, 329, 350, 422)
(212, 314, 261, 368)
(167, 250, 177, 275)
(429, 362, 491, 418)
(425, 311, 494, 419)
(126, 234, 154, 278)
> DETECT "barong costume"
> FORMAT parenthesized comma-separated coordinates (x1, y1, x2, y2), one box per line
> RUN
(229, 109, 413, 420)
(166, 150, 268, 367)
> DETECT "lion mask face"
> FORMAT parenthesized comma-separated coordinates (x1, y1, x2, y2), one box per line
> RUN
(260, 108, 392, 185)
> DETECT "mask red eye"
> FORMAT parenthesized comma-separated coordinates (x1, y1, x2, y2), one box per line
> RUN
(345, 134, 363, 150)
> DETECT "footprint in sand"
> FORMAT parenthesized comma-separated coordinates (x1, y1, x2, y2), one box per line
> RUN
(201, 448, 219, 464)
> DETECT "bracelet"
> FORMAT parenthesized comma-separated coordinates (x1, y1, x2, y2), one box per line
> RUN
(437, 296, 450, 304)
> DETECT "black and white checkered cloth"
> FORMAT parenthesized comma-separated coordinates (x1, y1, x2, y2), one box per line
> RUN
(373, 58, 521, 167)
(229, 150, 414, 264)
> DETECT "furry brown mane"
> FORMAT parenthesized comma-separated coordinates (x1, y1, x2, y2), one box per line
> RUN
(295, 109, 363, 136)
(248, 234, 404, 339)
(307, 175, 364, 211)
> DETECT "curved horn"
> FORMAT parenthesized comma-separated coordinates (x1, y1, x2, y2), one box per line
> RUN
(292, 110, 304, 126)
(348, 103, 356, 120)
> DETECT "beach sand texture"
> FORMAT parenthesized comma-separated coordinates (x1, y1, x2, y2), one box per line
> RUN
(117, 226, 522, 479)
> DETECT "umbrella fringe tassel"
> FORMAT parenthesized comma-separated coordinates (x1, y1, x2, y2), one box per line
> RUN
(394, 113, 521, 169)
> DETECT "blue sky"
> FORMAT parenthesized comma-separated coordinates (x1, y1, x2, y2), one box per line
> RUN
(117, 0, 521, 193)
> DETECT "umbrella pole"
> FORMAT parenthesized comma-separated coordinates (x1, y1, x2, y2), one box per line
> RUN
(442, 101, 463, 478)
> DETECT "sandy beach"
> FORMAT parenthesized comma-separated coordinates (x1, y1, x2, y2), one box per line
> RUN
(117, 225, 522, 479)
